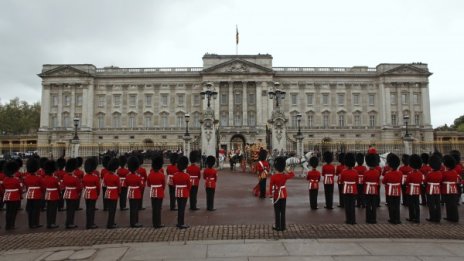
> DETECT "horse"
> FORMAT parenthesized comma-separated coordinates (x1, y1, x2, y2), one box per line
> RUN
(218, 153, 225, 170)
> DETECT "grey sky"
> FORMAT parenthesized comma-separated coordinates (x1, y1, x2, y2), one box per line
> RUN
(0, 0, 463, 127)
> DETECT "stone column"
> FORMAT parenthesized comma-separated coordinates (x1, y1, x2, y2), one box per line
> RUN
(201, 108, 217, 156)
(403, 135, 413, 155)
(57, 87, 63, 127)
(40, 85, 50, 128)
(183, 135, 192, 157)
(295, 134, 304, 157)
(256, 82, 263, 126)
(269, 109, 287, 153)
(421, 83, 431, 127)
(243, 82, 248, 126)
(379, 82, 388, 126)
(71, 139, 80, 158)
(213, 82, 220, 119)
(228, 82, 234, 126)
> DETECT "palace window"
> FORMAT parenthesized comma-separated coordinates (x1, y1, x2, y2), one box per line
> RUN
(220, 112, 228, 126)
(413, 93, 420, 105)
(98, 95, 105, 107)
(112, 114, 121, 128)
(322, 94, 329, 105)
(50, 115, 57, 128)
(144, 115, 152, 128)
(129, 95, 137, 107)
(306, 93, 314, 106)
(391, 93, 397, 105)
(97, 114, 105, 128)
(414, 114, 421, 126)
(354, 114, 361, 127)
(234, 93, 242, 105)
(248, 112, 256, 126)
(353, 94, 360, 106)
(161, 94, 168, 107)
(291, 94, 298, 106)
(177, 94, 185, 107)
(368, 94, 375, 106)
(291, 113, 297, 127)
(338, 114, 345, 127)
(176, 114, 185, 128)
(160, 113, 168, 128)
(401, 93, 409, 104)
(193, 112, 201, 128)
(51, 95, 58, 107)
(234, 112, 242, 126)
(113, 95, 121, 107)
(145, 95, 152, 107)
(337, 94, 345, 105)
(369, 114, 376, 127)
(64, 95, 71, 107)
(75, 95, 82, 107)
(193, 94, 200, 106)
(62, 113, 70, 128)
(128, 113, 136, 128)
(323, 114, 329, 128)
(220, 93, 228, 105)
(248, 93, 256, 105)
(307, 114, 313, 128)
(391, 113, 397, 126)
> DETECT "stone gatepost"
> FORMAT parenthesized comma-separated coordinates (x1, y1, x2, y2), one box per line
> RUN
(201, 108, 217, 157)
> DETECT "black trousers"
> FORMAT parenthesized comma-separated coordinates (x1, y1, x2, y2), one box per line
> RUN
(375, 186, 381, 207)
(106, 199, 117, 227)
(273, 198, 286, 230)
(206, 188, 215, 210)
(365, 195, 377, 223)
(356, 185, 365, 207)
(401, 185, 408, 205)
(65, 199, 78, 226)
(324, 184, 334, 208)
(443, 194, 459, 222)
(176, 197, 188, 226)
(259, 178, 267, 198)
(338, 184, 345, 207)
(420, 184, 427, 205)
(457, 185, 462, 205)
(85, 199, 96, 228)
(344, 194, 356, 224)
(151, 198, 163, 227)
(46, 200, 58, 226)
(5, 201, 20, 229)
(140, 188, 145, 209)
(129, 199, 141, 226)
(26, 199, 42, 228)
(102, 186, 108, 210)
(0, 197, 4, 210)
(169, 185, 176, 210)
(58, 191, 65, 210)
(408, 195, 420, 222)
(189, 186, 199, 209)
(426, 194, 441, 222)
(309, 189, 318, 209)
(119, 187, 128, 210)
(386, 196, 401, 224)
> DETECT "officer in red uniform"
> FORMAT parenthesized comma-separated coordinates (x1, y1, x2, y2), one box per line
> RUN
(354, 153, 367, 208)
(255, 149, 270, 199)
(442, 155, 459, 222)
(100, 155, 111, 211)
(74, 157, 85, 211)
(449, 150, 463, 205)
(321, 151, 335, 209)
(62, 158, 81, 229)
(147, 154, 166, 228)
(269, 156, 295, 231)
(104, 158, 121, 229)
(203, 156, 217, 211)
(336, 153, 346, 208)
(23, 158, 43, 228)
(340, 153, 357, 224)
(405, 154, 423, 223)
(420, 153, 432, 206)
(364, 153, 380, 224)
(3, 160, 22, 230)
(187, 151, 201, 210)
(55, 157, 67, 211)
(399, 154, 413, 206)
(306, 157, 320, 210)
(424, 154, 442, 223)
(166, 154, 179, 211)
(173, 156, 191, 229)
(126, 156, 143, 227)
(383, 153, 402, 224)
(42, 160, 60, 228)
(136, 155, 147, 210)
(82, 157, 100, 229)
(117, 156, 129, 211)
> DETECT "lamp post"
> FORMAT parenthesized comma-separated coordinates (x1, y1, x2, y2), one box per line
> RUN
(71, 117, 80, 158)
(403, 114, 413, 155)
(200, 83, 218, 108)
(296, 113, 302, 136)
(185, 113, 190, 136)
(295, 113, 304, 157)
(267, 82, 288, 153)
(73, 118, 80, 141)
(183, 113, 192, 156)
(268, 82, 286, 109)
(200, 82, 218, 157)
(403, 115, 410, 138)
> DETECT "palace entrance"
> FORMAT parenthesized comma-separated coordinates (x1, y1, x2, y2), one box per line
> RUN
(230, 134, 246, 153)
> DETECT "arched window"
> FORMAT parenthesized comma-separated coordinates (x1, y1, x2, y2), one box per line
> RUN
(144, 113, 152, 128)
(160, 112, 169, 128)
(62, 112, 70, 128)
(97, 113, 105, 129)
(220, 111, 228, 127)
(128, 113, 137, 128)
(234, 112, 242, 126)
(248, 111, 256, 126)
(112, 113, 121, 128)
(192, 112, 200, 128)
(176, 113, 185, 128)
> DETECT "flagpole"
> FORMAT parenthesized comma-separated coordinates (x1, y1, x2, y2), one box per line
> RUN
(236, 25, 238, 55)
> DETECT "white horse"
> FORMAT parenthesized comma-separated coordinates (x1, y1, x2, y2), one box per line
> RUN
(218, 153, 225, 170)
(285, 151, 315, 177)
(379, 152, 390, 168)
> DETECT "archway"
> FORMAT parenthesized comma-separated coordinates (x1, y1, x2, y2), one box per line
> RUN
(230, 134, 246, 152)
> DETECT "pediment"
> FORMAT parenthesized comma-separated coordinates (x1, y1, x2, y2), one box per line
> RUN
(381, 65, 431, 76)
(39, 65, 93, 78)
(202, 59, 274, 74)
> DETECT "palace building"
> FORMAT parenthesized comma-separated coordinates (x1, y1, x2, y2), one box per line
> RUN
(38, 54, 433, 152)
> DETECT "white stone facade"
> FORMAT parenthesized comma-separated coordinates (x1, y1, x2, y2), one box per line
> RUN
(38, 54, 433, 152)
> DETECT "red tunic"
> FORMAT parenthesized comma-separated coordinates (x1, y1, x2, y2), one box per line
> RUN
(117, 167, 129, 187)
(147, 169, 165, 198)
(0, 172, 5, 198)
(3, 176, 22, 201)
(256, 160, 270, 179)
(23, 173, 44, 200)
(306, 169, 321, 190)
(42, 175, 61, 201)
(420, 165, 432, 176)
(269, 172, 295, 200)
(399, 165, 413, 185)
(103, 173, 120, 200)
(82, 173, 101, 200)
(322, 164, 335, 184)
(354, 165, 367, 184)
(363, 169, 380, 195)
(340, 169, 358, 195)
(441, 169, 459, 194)
(62, 174, 81, 200)
(425, 170, 442, 195)
(383, 170, 402, 196)
(166, 165, 179, 186)
(73, 169, 84, 180)
(406, 170, 423, 195)
(55, 169, 66, 190)
(126, 173, 143, 199)
(137, 167, 147, 188)
(382, 165, 392, 176)
(186, 164, 201, 187)
(336, 164, 346, 184)
(203, 168, 218, 189)
(172, 171, 191, 198)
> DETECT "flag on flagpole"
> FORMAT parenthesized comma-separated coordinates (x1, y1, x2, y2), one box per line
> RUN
(236, 25, 239, 45)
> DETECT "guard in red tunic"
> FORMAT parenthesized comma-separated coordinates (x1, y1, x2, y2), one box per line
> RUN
(449, 150, 463, 205)
(420, 153, 432, 206)
(82, 157, 100, 229)
(306, 157, 320, 210)
(442, 155, 459, 222)
(405, 154, 423, 223)
(255, 149, 270, 199)
(126, 156, 143, 227)
(23, 158, 43, 228)
(364, 153, 380, 224)
(322, 151, 335, 209)
(425, 154, 442, 223)
(203, 156, 217, 211)
(399, 154, 413, 206)
(42, 160, 60, 228)
(104, 158, 121, 229)
(147, 155, 166, 228)
(74, 157, 85, 211)
(100, 156, 111, 211)
(340, 153, 358, 224)
(55, 157, 67, 211)
(136, 155, 147, 210)
(62, 158, 81, 229)
(166, 154, 179, 210)
(383, 153, 402, 224)
(3, 161, 22, 230)
(269, 156, 295, 231)
(0, 161, 6, 211)
(187, 151, 201, 210)
(336, 153, 346, 208)
(117, 156, 129, 211)
(173, 156, 192, 229)
(354, 153, 367, 208)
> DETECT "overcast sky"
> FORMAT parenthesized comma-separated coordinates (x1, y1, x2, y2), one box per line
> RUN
(0, 0, 463, 127)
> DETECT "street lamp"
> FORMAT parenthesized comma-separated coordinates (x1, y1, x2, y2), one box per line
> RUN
(296, 113, 302, 136)
(73, 117, 80, 140)
(200, 83, 218, 108)
(185, 113, 190, 136)
(268, 82, 286, 108)
(403, 115, 410, 138)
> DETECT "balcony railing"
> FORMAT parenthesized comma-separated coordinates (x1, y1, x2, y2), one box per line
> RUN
(95, 67, 203, 74)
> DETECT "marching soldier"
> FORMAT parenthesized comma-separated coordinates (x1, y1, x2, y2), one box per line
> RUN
(306, 157, 320, 210)
(442, 155, 459, 222)
(3, 161, 21, 230)
(117, 156, 129, 211)
(23, 158, 43, 228)
(449, 150, 463, 205)
(74, 157, 84, 211)
(147, 154, 166, 228)
(420, 153, 432, 206)
(255, 149, 270, 199)
(364, 153, 380, 224)
(0, 160, 5, 211)
(55, 157, 66, 211)
(42, 160, 60, 229)
(136, 155, 147, 210)
(126, 156, 143, 227)
(62, 158, 81, 229)
(104, 158, 121, 229)
(354, 153, 367, 208)
(203, 156, 217, 211)
(399, 154, 412, 206)
(321, 151, 335, 209)
(166, 153, 179, 211)
(383, 153, 402, 224)
(269, 156, 295, 231)
(82, 157, 100, 229)
(339, 153, 357, 225)
(187, 151, 201, 210)
(100, 155, 111, 211)
(405, 154, 423, 223)
(336, 153, 346, 208)
(173, 156, 192, 229)
(425, 154, 442, 223)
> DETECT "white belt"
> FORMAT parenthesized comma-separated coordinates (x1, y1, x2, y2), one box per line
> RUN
(428, 182, 440, 194)
(324, 174, 333, 184)
(190, 176, 199, 178)
(365, 182, 378, 194)
(5, 189, 19, 192)
(119, 177, 126, 180)
(409, 183, 420, 195)
(387, 183, 400, 195)
(176, 185, 187, 188)
(151, 185, 162, 188)
(28, 186, 41, 190)
(65, 187, 76, 190)
(46, 188, 58, 191)
(168, 175, 173, 178)
(344, 182, 355, 185)
(107, 186, 118, 189)
(85, 186, 97, 189)
(128, 186, 139, 189)
(273, 185, 286, 204)
(443, 181, 456, 194)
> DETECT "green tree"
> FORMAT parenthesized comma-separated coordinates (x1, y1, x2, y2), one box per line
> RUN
(0, 98, 41, 135)
(453, 115, 464, 129)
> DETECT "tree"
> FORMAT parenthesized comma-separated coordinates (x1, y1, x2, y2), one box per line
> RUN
(0, 98, 41, 135)
(453, 115, 464, 129)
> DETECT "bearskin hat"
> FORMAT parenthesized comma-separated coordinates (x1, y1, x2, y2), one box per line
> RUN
(84, 157, 98, 174)
(387, 153, 400, 170)
(3, 160, 18, 177)
(14, 158, 23, 170)
(432, 151, 443, 161)
(344, 153, 356, 168)
(365, 153, 379, 168)
(127, 156, 140, 173)
(107, 158, 120, 172)
(189, 150, 201, 163)
(177, 156, 189, 171)
(309, 156, 319, 169)
(274, 156, 286, 172)
(39, 157, 48, 169)
(102, 155, 111, 169)
(206, 156, 216, 168)
(44, 160, 56, 175)
(169, 153, 178, 165)
(429, 154, 442, 171)
(0, 160, 5, 173)
(443, 155, 456, 170)
(337, 153, 345, 165)
(56, 157, 66, 170)
(409, 154, 422, 170)
(420, 153, 430, 165)
(401, 154, 410, 165)
(323, 151, 333, 164)
(450, 150, 461, 163)
(258, 149, 268, 161)
(26, 158, 40, 174)
(355, 153, 365, 166)
(76, 157, 83, 168)
(65, 158, 78, 173)
(151, 155, 164, 171)
(118, 155, 127, 168)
